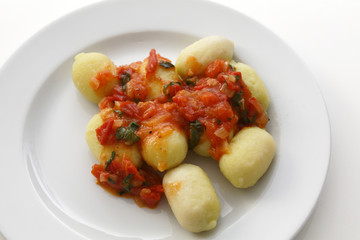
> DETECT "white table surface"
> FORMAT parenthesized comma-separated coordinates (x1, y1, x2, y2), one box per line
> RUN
(1, 0, 359, 239)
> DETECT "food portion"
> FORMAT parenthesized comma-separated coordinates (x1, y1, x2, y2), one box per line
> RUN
(219, 127, 276, 188)
(230, 61, 270, 111)
(163, 164, 221, 232)
(72, 35, 276, 232)
(85, 113, 143, 168)
(72, 52, 119, 103)
(175, 35, 234, 80)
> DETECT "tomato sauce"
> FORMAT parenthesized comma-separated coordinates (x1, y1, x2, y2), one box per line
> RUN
(91, 50, 268, 208)
(91, 157, 163, 209)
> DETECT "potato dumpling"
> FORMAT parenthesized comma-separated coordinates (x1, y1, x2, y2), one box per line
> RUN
(175, 36, 234, 80)
(193, 133, 211, 157)
(85, 113, 143, 168)
(139, 58, 180, 100)
(219, 127, 276, 188)
(141, 128, 187, 172)
(163, 164, 220, 232)
(72, 52, 118, 103)
(230, 60, 270, 111)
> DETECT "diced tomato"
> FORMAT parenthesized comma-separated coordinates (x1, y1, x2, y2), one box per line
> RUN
(146, 49, 158, 75)
(98, 85, 128, 109)
(125, 73, 148, 101)
(91, 155, 164, 208)
(116, 101, 140, 118)
(248, 97, 268, 128)
(139, 185, 164, 209)
(90, 69, 115, 90)
(205, 59, 228, 78)
(199, 91, 219, 106)
(163, 82, 182, 97)
(95, 119, 117, 145)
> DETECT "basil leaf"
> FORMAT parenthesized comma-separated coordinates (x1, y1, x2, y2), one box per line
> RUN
(120, 71, 131, 85)
(108, 177, 116, 184)
(123, 184, 132, 192)
(114, 110, 123, 118)
(189, 120, 203, 149)
(120, 174, 134, 193)
(115, 126, 127, 140)
(123, 174, 134, 185)
(105, 151, 116, 171)
(185, 77, 196, 86)
(159, 61, 175, 68)
(231, 92, 243, 107)
(129, 122, 140, 131)
(115, 123, 140, 145)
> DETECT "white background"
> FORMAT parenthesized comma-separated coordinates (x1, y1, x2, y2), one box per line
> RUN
(0, 0, 359, 239)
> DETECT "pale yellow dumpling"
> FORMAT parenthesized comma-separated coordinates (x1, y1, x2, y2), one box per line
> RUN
(163, 164, 220, 233)
(219, 127, 276, 188)
(175, 36, 234, 80)
(139, 58, 180, 100)
(230, 60, 270, 111)
(72, 52, 118, 103)
(85, 113, 143, 168)
(193, 133, 211, 157)
(141, 128, 188, 172)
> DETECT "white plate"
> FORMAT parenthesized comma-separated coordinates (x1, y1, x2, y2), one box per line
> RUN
(0, 0, 330, 239)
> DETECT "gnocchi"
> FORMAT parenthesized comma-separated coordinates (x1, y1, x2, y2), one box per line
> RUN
(230, 61, 270, 110)
(72, 52, 118, 103)
(141, 128, 188, 172)
(219, 127, 276, 188)
(175, 35, 234, 80)
(72, 36, 276, 233)
(85, 113, 143, 168)
(163, 164, 220, 232)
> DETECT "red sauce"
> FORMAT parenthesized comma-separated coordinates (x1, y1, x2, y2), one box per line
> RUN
(91, 157, 163, 209)
(91, 50, 268, 208)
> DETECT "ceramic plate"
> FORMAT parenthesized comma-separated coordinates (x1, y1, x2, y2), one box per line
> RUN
(0, 0, 330, 239)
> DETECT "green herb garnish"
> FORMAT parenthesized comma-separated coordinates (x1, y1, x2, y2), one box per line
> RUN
(231, 92, 243, 107)
(114, 110, 123, 118)
(108, 177, 117, 184)
(123, 174, 134, 192)
(105, 151, 116, 171)
(120, 71, 131, 90)
(115, 122, 140, 145)
(123, 174, 134, 185)
(159, 61, 175, 68)
(185, 77, 196, 86)
(121, 71, 131, 85)
(189, 120, 204, 149)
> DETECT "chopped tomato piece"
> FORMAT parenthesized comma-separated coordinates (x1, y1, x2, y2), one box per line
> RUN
(146, 49, 158, 75)
(96, 119, 117, 145)
(248, 97, 268, 128)
(205, 59, 228, 78)
(139, 185, 164, 209)
(90, 69, 115, 90)
(125, 73, 148, 101)
(91, 156, 164, 208)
